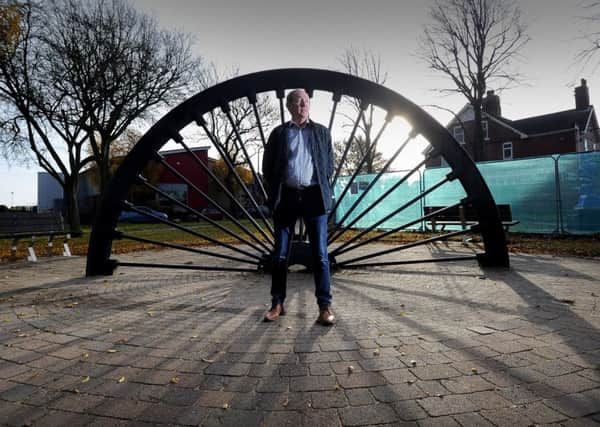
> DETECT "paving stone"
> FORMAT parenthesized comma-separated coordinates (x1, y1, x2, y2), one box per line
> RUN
(256, 377, 289, 393)
(195, 390, 235, 408)
(392, 399, 428, 421)
(339, 403, 399, 426)
(262, 410, 302, 427)
(309, 390, 348, 408)
(160, 387, 202, 406)
(319, 341, 360, 351)
(543, 373, 599, 394)
(279, 364, 308, 377)
(533, 359, 583, 377)
(358, 357, 405, 371)
(301, 408, 342, 427)
(88, 397, 149, 419)
(409, 365, 461, 381)
(544, 393, 600, 417)
(418, 395, 478, 416)
(0, 382, 37, 402)
(47, 392, 104, 412)
(417, 415, 461, 426)
(203, 409, 263, 427)
(175, 406, 211, 425)
(370, 383, 427, 402)
(33, 409, 95, 426)
(204, 362, 251, 376)
(440, 375, 494, 393)
(519, 401, 567, 424)
(452, 412, 495, 426)
(465, 390, 512, 410)
(336, 372, 386, 389)
(290, 375, 337, 392)
(345, 388, 375, 406)
(0, 401, 48, 427)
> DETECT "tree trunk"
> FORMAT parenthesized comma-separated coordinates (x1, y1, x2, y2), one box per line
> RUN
(473, 102, 484, 162)
(63, 175, 81, 234)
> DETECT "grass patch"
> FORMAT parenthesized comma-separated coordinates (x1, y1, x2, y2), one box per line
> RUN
(1, 221, 599, 263)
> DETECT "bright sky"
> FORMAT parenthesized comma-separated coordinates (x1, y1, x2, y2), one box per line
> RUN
(1, 0, 597, 206)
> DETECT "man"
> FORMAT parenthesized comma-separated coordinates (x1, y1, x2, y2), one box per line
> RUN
(262, 89, 335, 326)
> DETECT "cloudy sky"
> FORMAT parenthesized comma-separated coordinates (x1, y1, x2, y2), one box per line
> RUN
(1, 0, 597, 206)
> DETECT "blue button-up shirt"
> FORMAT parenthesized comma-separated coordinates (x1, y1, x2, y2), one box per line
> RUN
(284, 121, 317, 189)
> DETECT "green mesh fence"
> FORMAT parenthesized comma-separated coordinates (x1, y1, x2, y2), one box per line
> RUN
(558, 152, 600, 234)
(334, 152, 600, 235)
(333, 171, 422, 231)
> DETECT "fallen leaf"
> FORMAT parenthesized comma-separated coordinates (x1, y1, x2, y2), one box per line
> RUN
(147, 311, 154, 317)
(347, 365, 354, 374)
(82, 353, 89, 359)
(471, 368, 478, 374)
(373, 349, 380, 356)
(107, 349, 118, 353)
(222, 403, 229, 410)
(81, 376, 90, 383)
(201, 358, 214, 363)
(170, 377, 180, 384)
(335, 384, 342, 391)
(65, 303, 74, 308)
(118, 376, 125, 383)
(30, 372, 39, 379)
(281, 397, 289, 407)
(410, 360, 417, 367)
(190, 335, 198, 339)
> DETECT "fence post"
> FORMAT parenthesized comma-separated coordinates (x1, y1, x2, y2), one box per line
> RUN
(552, 155, 563, 234)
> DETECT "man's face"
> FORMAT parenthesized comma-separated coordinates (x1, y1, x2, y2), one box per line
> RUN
(287, 90, 310, 124)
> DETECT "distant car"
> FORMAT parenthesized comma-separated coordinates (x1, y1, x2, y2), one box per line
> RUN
(200, 207, 224, 220)
(118, 206, 169, 223)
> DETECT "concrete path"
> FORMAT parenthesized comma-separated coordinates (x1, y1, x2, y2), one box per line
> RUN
(1, 244, 599, 426)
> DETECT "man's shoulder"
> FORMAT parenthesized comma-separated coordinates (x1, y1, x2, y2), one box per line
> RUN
(310, 121, 330, 135)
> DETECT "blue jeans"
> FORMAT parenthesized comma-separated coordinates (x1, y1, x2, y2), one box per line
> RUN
(271, 213, 332, 309)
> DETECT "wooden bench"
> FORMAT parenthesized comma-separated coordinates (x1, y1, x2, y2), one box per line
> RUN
(424, 204, 519, 233)
(0, 212, 73, 262)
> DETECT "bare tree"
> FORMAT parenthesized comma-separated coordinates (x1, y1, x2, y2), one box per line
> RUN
(420, 0, 529, 161)
(333, 136, 386, 176)
(338, 46, 388, 173)
(577, 2, 600, 71)
(0, 0, 200, 231)
(197, 64, 277, 208)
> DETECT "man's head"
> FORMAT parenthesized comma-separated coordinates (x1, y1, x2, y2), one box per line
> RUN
(286, 89, 310, 125)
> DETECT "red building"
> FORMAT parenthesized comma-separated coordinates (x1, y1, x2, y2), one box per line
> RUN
(426, 79, 600, 167)
(157, 146, 210, 210)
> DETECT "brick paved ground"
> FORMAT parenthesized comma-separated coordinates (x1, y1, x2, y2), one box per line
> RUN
(0, 243, 599, 426)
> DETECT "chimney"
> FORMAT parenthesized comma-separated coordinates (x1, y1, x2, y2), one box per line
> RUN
(575, 78, 590, 110)
(483, 90, 501, 117)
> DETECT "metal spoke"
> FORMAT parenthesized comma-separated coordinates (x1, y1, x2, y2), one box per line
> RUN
(337, 226, 479, 267)
(342, 255, 480, 269)
(331, 103, 367, 189)
(222, 103, 269, 202)
(116, 261, 257, 272)
(328, 115, 391, 222)
(333, 202, 464, 256)
(329, 154, 430, 245)
(136, 175, 268, 256)
(248, 93, 267, 149)
(154, 153, 274, 249)
(195, 114, 275, 237)
(328, 130, 419, 239)
(114, 231, 260, 265)
(171, 133, 272, 248)
(121, 201, 268, 258)
(328, 92, 341, 131)
(330, 173, 453, 256)
(277, 88, 285, 125)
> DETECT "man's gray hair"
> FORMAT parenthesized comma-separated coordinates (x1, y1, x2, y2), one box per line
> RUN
(286, 89, 309, 107)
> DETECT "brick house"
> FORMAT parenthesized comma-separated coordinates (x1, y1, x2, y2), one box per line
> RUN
(426, 79, 600, 167)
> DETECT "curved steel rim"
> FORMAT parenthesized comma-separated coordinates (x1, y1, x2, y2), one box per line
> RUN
(86, 68, 508, 276)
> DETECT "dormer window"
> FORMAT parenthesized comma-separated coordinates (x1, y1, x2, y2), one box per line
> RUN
(482, 120, 489, 140)
(453, 126, 465, 144)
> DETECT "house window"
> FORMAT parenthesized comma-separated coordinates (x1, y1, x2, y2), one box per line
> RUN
(453, 126, 465, 144)
(503, 142, 513, 160)
(482, 120, 489, 140)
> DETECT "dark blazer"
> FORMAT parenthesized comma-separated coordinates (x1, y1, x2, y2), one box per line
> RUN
(262, 120, 334, 214)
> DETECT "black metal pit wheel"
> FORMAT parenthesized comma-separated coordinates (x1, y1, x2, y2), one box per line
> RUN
(86, 68, 508, 276)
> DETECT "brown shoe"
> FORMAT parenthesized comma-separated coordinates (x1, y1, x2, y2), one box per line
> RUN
(316, 307, 335, 326)
(264, 304, 285, 322)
